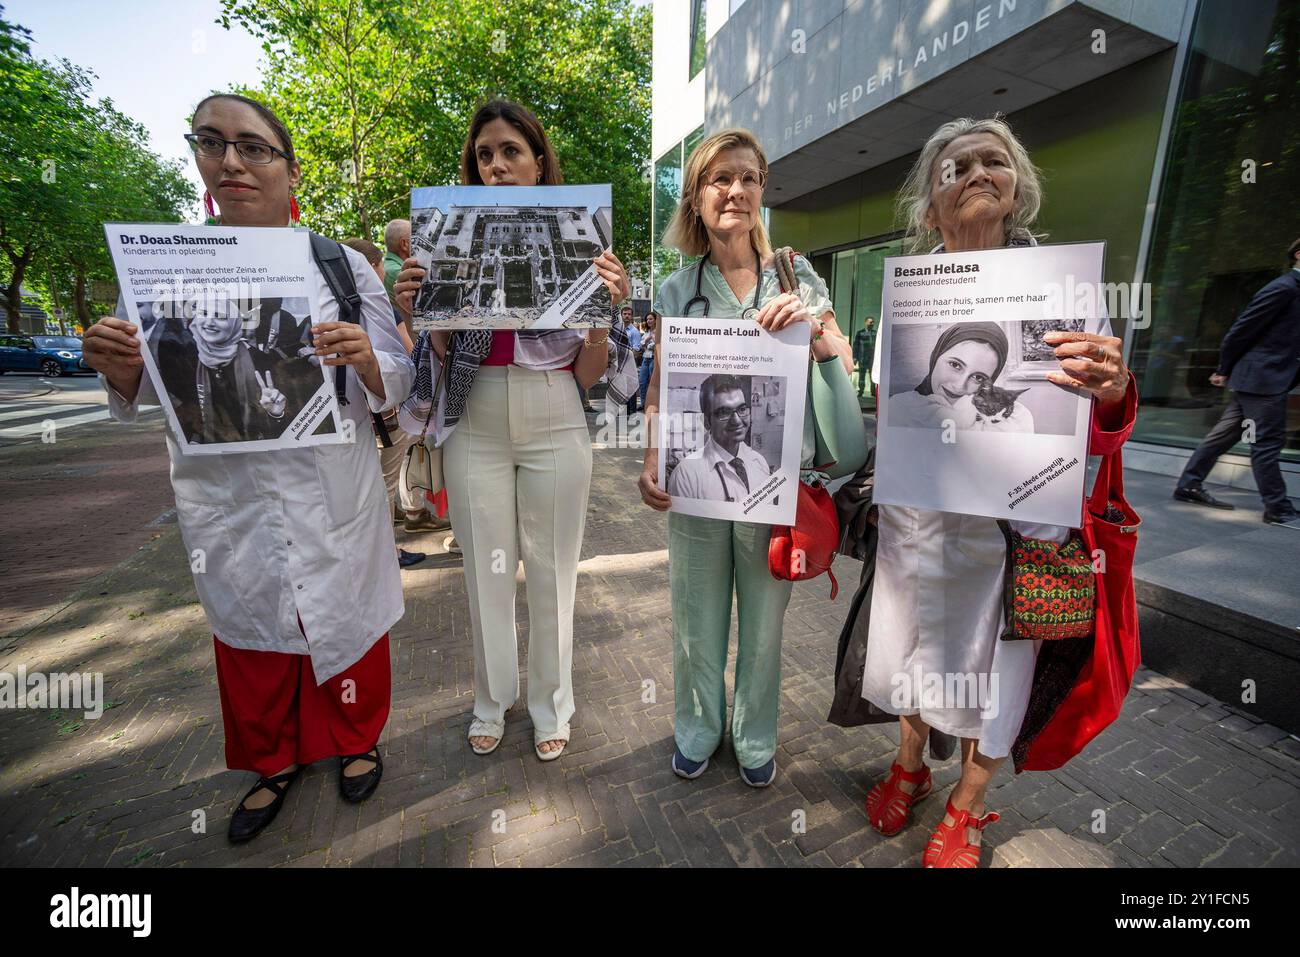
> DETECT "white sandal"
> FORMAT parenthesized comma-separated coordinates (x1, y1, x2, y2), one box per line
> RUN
(468, 718, 505, 755)
(534, 725, 570, 762)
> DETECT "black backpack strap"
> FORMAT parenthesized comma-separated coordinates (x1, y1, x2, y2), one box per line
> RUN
(308, 232, 392, 448)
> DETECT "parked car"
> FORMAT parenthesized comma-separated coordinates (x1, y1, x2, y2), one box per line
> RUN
(0, 334, 89, 376)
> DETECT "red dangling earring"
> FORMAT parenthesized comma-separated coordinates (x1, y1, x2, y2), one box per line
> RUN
(203, 190, 216, 220)
(289, 193, 301, 226)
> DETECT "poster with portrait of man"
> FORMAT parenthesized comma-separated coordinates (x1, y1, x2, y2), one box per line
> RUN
(873, 242, 1106, 526)
(104, 224, 344, 455)
(658, 317, 809, 525)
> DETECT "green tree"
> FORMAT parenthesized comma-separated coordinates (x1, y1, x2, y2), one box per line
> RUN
(36, 99, 194, 331)
(218, 0, 650, 264)
(0, 13, 90, 332)
(0, 8, 194, 333)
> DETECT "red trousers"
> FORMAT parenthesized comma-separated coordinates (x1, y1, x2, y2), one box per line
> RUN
(213, 634, 391, 776)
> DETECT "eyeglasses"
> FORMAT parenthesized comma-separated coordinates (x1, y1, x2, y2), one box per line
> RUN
(704, 168, 767, 191)
(712, 405, 751, 422)
(185, 133, 290, 165)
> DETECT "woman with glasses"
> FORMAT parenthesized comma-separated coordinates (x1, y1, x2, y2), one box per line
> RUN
(82, 93, 414, 844)
(638, 128, 860, 787)
(393, 99, 638, 762)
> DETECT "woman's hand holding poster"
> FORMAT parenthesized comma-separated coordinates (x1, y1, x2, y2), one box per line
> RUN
(874, 241, 1107, 527)
(103, 223, 343, 455)
(657, 317, 809, 525)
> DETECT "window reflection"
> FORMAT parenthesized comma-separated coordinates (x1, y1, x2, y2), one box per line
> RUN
(1130, 0, 1299, 461)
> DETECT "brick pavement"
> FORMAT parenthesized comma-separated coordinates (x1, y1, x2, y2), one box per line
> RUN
(1, 423, 1298, 867)
(0, 414, 175, 634)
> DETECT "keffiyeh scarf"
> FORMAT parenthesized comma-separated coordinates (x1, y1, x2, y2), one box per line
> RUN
(408, 316, 638, 439)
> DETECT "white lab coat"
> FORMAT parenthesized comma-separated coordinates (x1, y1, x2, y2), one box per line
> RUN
(104, 243, 415, 683)
(667, 436, 771, 502)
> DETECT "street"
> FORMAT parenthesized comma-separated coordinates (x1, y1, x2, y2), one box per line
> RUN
(0, 374, 174, 634)
(0, 372, 162, 447)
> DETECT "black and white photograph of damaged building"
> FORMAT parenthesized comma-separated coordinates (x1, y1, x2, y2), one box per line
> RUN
(409, 184, 614, 330)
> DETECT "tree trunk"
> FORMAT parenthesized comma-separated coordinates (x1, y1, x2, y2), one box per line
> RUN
(4, 246, 33, 333)
(73, 272, 92, 332)
(50, 267, 69, 335)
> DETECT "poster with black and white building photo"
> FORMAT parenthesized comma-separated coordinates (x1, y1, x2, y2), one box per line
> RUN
(104, 224, 343, 455)
(874, 242, 1107, 527)
(658, 316, 809, 525)
(409, 184, 614, 330)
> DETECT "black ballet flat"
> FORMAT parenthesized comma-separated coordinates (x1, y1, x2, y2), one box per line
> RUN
(338, 747, 383, 804)
(228, 767, 301, 844)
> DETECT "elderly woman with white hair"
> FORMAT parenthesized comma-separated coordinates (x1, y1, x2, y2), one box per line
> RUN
(853, 116, 1138, 867)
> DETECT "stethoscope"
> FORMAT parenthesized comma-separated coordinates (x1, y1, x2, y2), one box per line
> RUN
(684, 254, 764, 321)
(712, 462, 736, 502)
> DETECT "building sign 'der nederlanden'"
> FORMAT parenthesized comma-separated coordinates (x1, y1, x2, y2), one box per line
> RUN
(783, 0, 1030, 144)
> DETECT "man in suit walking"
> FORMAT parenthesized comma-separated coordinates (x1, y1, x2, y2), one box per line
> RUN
(1175, 238, 1300, 524)
(853, 317, 875, 397)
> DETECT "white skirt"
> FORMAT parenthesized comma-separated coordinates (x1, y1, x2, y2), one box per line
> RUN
(860, 504, 1042, 759)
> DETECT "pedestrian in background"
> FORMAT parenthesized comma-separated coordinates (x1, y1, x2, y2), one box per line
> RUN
(342, 237, 448, 568)
(1174, 237, 1300, 524)
(853, 316, 875, 396)
(382, 218, 410, 301)
(639, 311, 658, 409)
(624, 305, 642, 416)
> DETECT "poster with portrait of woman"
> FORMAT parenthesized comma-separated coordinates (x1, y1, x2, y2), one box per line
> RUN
(874, 242, 1107, 527)
(104, 224, 344, 454)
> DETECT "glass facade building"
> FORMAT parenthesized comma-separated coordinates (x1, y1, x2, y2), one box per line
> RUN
(1127, 0, 1299, 462)
(652, 0, 1298, 491)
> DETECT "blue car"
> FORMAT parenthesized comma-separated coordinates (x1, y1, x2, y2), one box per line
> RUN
(0, 334, 90, 377)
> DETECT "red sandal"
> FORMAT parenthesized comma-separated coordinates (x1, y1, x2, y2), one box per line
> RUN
(923, 799, 1000, 868)
(865, 762, 932, 836)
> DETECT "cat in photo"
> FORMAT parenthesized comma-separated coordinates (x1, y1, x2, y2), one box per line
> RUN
(952, 382, 1032, 432)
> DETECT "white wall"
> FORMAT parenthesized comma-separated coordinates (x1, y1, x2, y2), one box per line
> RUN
(651, 0, 729, 160)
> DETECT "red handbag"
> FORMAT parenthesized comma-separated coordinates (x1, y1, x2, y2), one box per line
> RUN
(1015, 444, 1142, 771)
(769, 473, 840, 598)
(765, 246, 842, 597)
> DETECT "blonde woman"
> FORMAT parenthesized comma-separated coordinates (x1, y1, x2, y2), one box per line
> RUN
(639, 128, 865, 787)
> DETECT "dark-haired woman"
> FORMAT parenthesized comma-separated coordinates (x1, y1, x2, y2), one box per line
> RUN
(639, 311, 658, 409)
(395, 99, 637, 762)
(83, 93, 414, 843)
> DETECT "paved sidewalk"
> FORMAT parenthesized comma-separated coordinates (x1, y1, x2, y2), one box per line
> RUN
(1, 428, 1297, 867)
(0, 413, 175, 634)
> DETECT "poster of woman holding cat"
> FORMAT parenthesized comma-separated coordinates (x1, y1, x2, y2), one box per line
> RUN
(888, 321, 1033, 432)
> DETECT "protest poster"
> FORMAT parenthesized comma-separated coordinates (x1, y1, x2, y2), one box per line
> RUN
(103, 223, 343, 455)
(409, 184, 614, 330)
(658, 316, 809, 525)
(873, 241, 1107, 527)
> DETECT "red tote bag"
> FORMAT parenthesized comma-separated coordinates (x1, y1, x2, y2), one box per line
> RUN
(1017, 445, 1142, 771)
